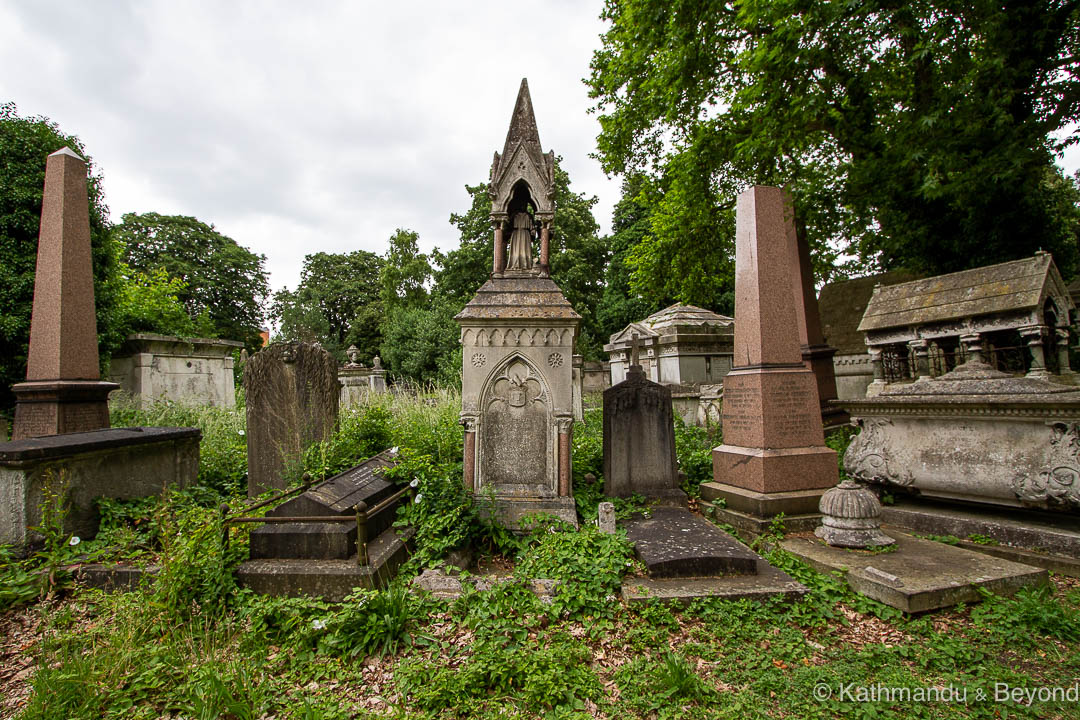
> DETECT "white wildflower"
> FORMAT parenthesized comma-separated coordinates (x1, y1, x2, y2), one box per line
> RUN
(68, 536, 80, 547)
(605, 594, 617, 603)
(414, 494, 423, 504)
(238, 430, 246, 436)
(390, 446, 399, 454)
(410, 478, 419, 488)
(311, 619, 326, 630)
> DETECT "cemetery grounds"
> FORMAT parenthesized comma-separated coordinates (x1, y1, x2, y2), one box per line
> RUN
(0, 390, 1078, 720)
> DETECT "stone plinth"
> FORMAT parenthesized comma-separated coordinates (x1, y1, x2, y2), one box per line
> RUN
(244, 342, 340, 496)
(603, 364, 686, 503)
(0, 427, 200, 546)
(12, 148, 118, 439)
(707, 186, 837, 520)
(339, 367, 387, 406)
(108, 333, 243, 408)
(456, 276, 580, 528)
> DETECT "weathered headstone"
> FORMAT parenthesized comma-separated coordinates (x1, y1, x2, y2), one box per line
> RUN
(704, 186, 838, 533)
(244, 341, 340, 496)
(603, 334, 686, 503)
(12, 148, 119, 439)
(456, 79, 580, 528)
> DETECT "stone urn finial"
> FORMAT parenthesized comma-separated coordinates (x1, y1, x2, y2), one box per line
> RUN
(815, 479, 894, 548)
(373, 355, 382, 370)
(345, 345, 361, 367)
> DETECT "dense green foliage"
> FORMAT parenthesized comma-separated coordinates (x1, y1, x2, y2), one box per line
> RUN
(3, 392, 1080, 718)
(113, 212, 270, 350)
(588, 0, 1080, 297)
(270, 249, 384, 363)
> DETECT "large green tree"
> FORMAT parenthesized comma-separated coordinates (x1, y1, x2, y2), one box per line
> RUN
(113, 212, 270, 349)
(271, 250, 383, 363)
(588, 0, 1080, 284)
(0, 103, 121, 412)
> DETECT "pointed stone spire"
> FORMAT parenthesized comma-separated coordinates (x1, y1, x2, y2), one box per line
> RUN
(496, 78, 545, 181)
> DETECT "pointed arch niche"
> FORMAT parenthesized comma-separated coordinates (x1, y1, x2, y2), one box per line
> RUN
(477, 353, 556, 493)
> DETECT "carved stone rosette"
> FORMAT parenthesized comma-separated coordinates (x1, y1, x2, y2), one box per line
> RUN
(1012, 422, 1080, 507)
(843, 417, 914, 487)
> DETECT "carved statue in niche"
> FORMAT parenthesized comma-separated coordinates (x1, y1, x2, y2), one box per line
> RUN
(506, 211, 535, 271)
(481, 358, 550, 488)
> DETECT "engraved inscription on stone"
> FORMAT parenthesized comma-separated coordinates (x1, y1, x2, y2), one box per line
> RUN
(722, 385, 755, 434)
(481, 359, 549, 488)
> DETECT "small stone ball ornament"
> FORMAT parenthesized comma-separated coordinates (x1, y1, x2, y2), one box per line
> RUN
(815, 479, 895, 548)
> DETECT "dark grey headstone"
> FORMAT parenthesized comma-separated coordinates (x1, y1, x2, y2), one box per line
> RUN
(624, 507, 759, 578)
(603, 365, 685, 501)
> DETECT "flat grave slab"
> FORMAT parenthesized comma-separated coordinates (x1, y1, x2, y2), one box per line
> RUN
(624, 507, 759, 577)
(782, 529, 1048, 613)
(622, 560, 807, 606)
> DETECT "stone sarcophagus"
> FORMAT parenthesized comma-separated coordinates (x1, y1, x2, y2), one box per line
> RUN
(842, 358, 1080, 512)
(455, 78, 580, 528)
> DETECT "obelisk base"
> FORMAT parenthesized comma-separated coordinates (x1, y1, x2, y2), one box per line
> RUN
(12, 380, 118, 440)
(711, 444, 838, 494)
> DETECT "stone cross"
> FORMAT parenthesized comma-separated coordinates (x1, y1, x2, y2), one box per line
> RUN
(630, 332, 640, 367)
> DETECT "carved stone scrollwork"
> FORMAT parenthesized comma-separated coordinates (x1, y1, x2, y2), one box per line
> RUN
(843, 417, 914, 486)
(555, 416, 574, 434)
(1012, 422, 1080, 507)
(460, 416, 478, 433)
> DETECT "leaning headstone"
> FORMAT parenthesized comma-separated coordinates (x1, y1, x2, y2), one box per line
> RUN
(704, 186, 838, 534)
(597, 501, 616, 534)
(603, 334, 686, 504)
(12, 148, 119, 439)
(244, 341, 340, 496)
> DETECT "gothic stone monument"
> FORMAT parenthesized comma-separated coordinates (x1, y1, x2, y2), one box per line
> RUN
(456, 78, 580, 528)
(603, 335, 686, 504)
(703, 186, 838, 534)
(245, 342, 340, 496)
(12, 148, 119, 439)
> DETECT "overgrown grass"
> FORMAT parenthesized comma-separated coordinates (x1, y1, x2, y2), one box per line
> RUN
(5, 391, 1080, 718)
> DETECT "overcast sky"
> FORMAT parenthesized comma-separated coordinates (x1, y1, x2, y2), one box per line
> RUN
(0, 0, 620, 297)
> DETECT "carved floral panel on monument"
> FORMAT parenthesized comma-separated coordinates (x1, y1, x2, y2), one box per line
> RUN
(480, 357, 552, 490)
(1013, 422, 1080, 508)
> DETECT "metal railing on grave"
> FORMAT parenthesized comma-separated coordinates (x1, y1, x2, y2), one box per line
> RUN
(219, 473, 414, 566)
(881, 347, 911, 384)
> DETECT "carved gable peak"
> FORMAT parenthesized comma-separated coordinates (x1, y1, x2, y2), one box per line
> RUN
(490, 79, 555, 212)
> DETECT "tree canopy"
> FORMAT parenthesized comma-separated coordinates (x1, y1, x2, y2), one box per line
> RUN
(271, 250, 384, 363)
(114, 212, 270, 349)
(588, 0, 1080, 283)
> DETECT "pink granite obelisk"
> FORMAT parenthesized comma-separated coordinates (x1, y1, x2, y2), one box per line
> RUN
(11, 148, 118, 440)
(784, 191, 843, 425)
(705, 186, 837, 532)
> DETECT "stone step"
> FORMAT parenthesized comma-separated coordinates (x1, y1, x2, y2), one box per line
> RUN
(882, 499, 1080, 559)
(622, 561, 807, 606)
(624, 507, 759, 578)
(237, 527, 414, 600)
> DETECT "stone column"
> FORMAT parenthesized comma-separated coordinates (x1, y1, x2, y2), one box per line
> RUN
(1057, 328, 1073, 376)
(556, 416, 573, 496)
(462, 417, 477, 492)
(492, 217, 507, 276)
(866, 347, 887, 397)
(960, 333, 985, 365)
(539, 219, 551, 274)
(908, 339, 931, 380)
(1021, 325, 1050, 378)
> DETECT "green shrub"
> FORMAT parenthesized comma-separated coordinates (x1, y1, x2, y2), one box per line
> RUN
(317, 584, 425, 658)
(388, 450, 475, 570)
(514, 520, 633, 618)
(673, 417, 717, 497)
